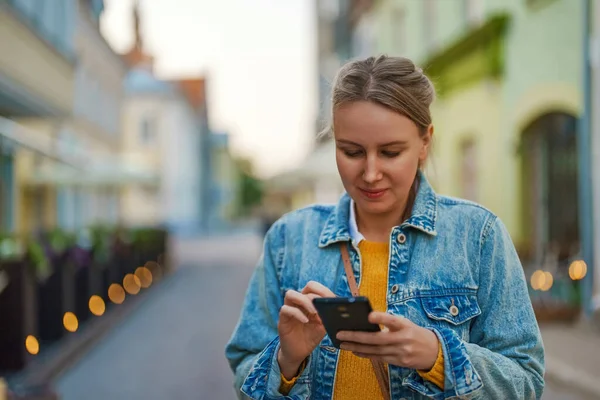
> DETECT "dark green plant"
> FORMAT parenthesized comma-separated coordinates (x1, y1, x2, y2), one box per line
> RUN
(0, 233, 24, 261)
(26, 239, 51, 281)
(90, 225, 113, 264)
(48, 228, 76, 254)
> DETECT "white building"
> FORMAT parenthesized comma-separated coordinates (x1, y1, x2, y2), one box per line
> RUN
(119, 3, 207, 234)
(120, 69, 205, 232)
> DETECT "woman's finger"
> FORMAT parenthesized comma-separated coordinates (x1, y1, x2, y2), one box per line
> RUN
(280, 304, 309, 323)
(301, 281, 335, 298)
(369, 311, 412, 331)
(284, 290, 318, 315)
(336, 330, 394, 345)
(340, 342, 395, 356)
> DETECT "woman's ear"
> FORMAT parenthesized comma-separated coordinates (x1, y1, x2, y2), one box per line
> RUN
(419, 124, 434, 164)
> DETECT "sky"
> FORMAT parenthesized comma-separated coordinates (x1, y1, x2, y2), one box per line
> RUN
(100, 0, 317, 178)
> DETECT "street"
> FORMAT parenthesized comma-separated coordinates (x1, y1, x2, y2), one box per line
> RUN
(55, 233, 597, 400)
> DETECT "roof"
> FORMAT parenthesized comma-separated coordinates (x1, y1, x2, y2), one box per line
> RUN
(169, 78, 206, 109)
(124, 68, 176, 95)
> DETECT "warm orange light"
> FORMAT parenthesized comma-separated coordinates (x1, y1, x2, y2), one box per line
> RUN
(569, 260, 587, 281)
(531, 270, 545, 290)
(135, 267, 153, 288)
(89, 295, 106, 316)
(63, 312, 78, 332)
(145, 261, 162, 281)
(25, 335, 39, 355)
(108, 283, 126, 304)
(540, 272, 554, 292)
(123, 273, 141, 295)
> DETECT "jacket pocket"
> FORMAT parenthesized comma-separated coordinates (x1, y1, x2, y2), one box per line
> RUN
(420, 292, 482, 326)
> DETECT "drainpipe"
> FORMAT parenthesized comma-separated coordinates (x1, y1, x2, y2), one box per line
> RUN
(578, 0, 595, 318)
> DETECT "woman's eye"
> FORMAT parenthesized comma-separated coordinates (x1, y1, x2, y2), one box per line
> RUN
(382, 151, 401, 158)
(344, 150, 363, 158)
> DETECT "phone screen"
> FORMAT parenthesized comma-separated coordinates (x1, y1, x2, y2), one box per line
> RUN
(313, 297, 380, 348)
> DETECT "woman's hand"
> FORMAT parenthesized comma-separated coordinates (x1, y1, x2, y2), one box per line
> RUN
(336, 311, 439, 371)
(277, 281, 335, 379)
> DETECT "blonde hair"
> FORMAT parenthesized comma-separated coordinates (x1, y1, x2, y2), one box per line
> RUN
(320, 55, 436, 139)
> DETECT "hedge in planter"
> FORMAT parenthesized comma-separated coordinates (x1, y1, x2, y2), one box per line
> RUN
(0, 235, 38, 372)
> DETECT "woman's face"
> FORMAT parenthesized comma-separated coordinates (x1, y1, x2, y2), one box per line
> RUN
(334, 100, 432, 220)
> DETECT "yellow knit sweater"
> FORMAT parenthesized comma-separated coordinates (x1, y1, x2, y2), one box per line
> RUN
(280, 241, 445, 397)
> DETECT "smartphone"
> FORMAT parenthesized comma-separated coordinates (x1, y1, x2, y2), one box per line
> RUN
(312, 296, 380, 348)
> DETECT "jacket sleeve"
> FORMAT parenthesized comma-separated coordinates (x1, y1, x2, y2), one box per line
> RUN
(224, 221, 312, 400)
(404, 216, 545, 399)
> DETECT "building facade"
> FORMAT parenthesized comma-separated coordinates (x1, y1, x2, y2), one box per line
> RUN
(208, 132, 240, 230)
(0, 0, 77, 233)
(374, 0, 583, 267)
(50, 0, 126, 231)
(120, 3, 208, 234)
(591, 0, 600, 310)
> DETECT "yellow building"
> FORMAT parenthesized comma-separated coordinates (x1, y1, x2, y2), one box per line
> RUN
(374, 0, 583, 266)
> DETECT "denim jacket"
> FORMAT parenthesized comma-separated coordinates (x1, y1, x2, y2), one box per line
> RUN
(225, 173, 545, 399)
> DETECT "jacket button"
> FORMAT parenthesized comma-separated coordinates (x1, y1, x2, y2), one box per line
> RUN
(391, 284, 399, 294)
(396, 233, 406, 244)
(449, 305, 459, 316)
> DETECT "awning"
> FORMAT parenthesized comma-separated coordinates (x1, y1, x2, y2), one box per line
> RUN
(0, 116, 82, 167)
(0, 117, 159, 187)
(24, 161, 160, 187)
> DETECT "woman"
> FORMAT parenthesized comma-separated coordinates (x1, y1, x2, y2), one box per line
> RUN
(225, 55, 545, 399)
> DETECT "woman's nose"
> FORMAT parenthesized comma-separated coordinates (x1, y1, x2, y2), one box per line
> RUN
(362, 155, 382, 183)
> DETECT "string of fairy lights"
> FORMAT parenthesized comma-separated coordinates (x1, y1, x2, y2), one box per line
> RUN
(24, 262, 160, 356)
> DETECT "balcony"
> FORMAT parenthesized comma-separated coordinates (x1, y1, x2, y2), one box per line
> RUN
(0, 2, 75, 117)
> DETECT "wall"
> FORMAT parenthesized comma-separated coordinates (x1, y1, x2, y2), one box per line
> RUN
(372, 0, 582, 245)
(120, 94, 164, 227)
(592, 0, 600, 302)
(161, 97, 202, 232)
(0, 4, 74, 116)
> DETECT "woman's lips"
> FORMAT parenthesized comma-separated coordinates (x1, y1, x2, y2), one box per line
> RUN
(359, 188, 388, 199)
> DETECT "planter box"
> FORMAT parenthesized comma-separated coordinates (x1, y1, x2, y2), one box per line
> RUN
(0, 260, 38, 372)
(533, 304, 581, 323)
(36, 255, 75, 344)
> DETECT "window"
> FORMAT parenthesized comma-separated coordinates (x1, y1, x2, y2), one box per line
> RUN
(139, 115, 156, 145)
(460, 139, 478, 202)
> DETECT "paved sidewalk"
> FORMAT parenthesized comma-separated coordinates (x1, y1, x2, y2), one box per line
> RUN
(541, 322, 600, 398)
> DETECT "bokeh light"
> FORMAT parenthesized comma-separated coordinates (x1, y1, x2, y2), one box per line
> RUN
(540, 271, 553, 292)
(531, 270, 545, 290)
(108, 283, 126, 304)
(89, 295, 106, 316)
(135, 266, 153, 288)
(569, 260, 587, 281)
(25, 335, 39, 355)
(145, 261, 162, 281)
(123, 273, 141, 295)
(63, 312, 79, 332)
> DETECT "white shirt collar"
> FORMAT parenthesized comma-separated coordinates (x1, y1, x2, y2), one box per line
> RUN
(349, 199, 365, 244)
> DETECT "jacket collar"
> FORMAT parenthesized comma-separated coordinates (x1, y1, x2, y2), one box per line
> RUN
(318, 171, 438, 248)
